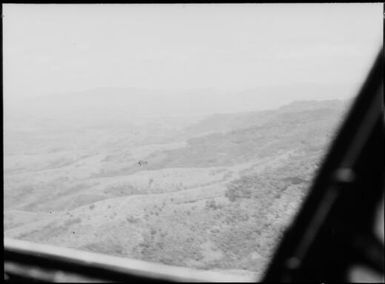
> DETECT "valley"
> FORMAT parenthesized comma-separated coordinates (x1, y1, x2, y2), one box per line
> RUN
(4, 96, 348, 279)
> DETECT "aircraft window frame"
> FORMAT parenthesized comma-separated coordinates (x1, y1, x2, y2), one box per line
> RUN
(262, 48, 384, 282)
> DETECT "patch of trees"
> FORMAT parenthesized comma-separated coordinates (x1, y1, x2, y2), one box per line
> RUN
(205, 199, 222, 210)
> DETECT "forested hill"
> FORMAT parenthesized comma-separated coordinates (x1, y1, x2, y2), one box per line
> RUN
(180, 99, 347, 138)
(144, 99, 348, 169)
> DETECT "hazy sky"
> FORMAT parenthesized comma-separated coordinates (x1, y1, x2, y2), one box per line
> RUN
(3, 4, 383, 101)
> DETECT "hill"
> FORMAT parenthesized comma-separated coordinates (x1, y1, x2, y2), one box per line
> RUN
(4, 98, 349, 279)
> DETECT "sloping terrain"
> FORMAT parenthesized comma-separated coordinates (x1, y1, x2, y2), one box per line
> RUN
(4, 98, 348, 279)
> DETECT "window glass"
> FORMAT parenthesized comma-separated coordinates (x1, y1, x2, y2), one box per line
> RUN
(3, 3, 382, 280)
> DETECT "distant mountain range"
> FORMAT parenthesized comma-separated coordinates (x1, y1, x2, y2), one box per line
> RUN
(6, 84, 354, 121)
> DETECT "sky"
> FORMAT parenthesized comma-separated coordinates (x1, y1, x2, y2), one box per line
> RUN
(2, 3, 383, 105)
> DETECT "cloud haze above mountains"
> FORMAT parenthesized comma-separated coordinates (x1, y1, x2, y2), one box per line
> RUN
(3, 3, 382, 112)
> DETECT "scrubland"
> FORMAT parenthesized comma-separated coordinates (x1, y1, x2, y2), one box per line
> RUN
(4, 96, 348, 279)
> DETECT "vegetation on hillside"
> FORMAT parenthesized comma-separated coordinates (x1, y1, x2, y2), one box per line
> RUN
(4, 99, 347, 279)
